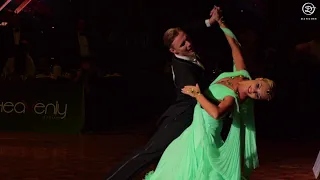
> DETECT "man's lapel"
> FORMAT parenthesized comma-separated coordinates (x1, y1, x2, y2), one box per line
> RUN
(174, 54, 205, 70)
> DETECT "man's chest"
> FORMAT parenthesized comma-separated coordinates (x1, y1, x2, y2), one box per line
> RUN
(171, 58, 205, 82)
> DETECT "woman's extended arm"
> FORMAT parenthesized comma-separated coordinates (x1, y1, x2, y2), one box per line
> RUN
(182, 84, 235, 119)
(195, 94, 235, 119)
(218, 20, 246, 71)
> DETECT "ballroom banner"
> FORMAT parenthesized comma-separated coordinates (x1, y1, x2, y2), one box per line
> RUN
(0, 80, 84, 134)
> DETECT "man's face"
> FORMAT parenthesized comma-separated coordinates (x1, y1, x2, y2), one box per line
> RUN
(169, 31, 194, 57)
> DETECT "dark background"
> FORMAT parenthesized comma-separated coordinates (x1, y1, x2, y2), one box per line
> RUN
(1, 0, 319, 139)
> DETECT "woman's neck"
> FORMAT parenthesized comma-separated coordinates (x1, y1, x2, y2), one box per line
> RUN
(237, 82, 248, 100)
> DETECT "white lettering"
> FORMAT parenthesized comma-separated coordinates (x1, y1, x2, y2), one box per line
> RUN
(0, 101, 25, 114)
(2, 102, 14, 113)
(34, 103, 45, 114)
(33, 101, 67, 119)
(0, 101, 67, 119)
(45, 103, 56, 114)
(14, 102, 25, 114)
(57, 102, 67, 120)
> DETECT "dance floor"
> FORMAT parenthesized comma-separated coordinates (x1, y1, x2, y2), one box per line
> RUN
(0, 131, 318, 180)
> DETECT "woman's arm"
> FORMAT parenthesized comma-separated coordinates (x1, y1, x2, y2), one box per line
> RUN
(218, 20, 246, 71)
(195, 94, 235, 119)
(182, 84, 235, 119)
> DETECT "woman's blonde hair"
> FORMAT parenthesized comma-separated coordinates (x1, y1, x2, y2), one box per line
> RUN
(263, 78, 276, 101)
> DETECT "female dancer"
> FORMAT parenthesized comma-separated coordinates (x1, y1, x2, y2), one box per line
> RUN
(145, 7, 275, 180)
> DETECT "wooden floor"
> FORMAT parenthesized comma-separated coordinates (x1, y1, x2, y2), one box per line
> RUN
(0, 132, 318, 180)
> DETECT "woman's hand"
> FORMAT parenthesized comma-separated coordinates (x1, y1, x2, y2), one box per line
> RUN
(181, 84, 201, 97)
(212, 6, 224, 23)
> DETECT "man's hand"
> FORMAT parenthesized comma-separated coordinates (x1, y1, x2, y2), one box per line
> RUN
(208, 6, 217, 25)
(213, 6, 224, 22)
(209, 6, 224, 25)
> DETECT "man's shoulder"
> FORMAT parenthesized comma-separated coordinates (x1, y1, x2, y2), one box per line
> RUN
(171, 57, 194, 68)
(171, 56, 190, 63)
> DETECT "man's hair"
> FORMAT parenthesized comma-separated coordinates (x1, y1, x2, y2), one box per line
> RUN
(163, 27, 182, 48)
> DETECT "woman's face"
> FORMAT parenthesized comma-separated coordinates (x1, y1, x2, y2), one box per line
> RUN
(243, 78, 273, 100)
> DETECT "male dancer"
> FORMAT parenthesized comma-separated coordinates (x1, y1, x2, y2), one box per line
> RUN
(105, 6, 230, 180)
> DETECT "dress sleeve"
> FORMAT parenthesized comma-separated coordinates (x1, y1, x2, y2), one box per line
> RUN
(220, 27, 241, 46)
(238, 70, 252, 80)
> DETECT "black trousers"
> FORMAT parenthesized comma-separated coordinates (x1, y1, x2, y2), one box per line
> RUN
(105, 99, 196, 180)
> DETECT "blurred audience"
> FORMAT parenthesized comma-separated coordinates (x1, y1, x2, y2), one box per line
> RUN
(1, 40, 35, 80)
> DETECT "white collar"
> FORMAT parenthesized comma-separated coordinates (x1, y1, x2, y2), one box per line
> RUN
(174, 54, 193, 61)
(174, 54, 204, 69)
